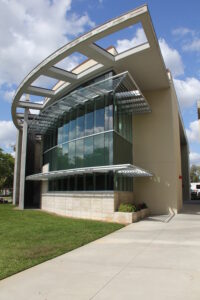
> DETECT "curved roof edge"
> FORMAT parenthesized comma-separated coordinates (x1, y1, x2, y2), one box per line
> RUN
(12, 4, 169, 130)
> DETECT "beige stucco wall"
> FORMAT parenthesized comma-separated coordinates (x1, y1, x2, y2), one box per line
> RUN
(132, 82, 183, 215)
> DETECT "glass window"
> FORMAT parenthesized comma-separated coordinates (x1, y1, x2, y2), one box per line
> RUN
(85, 174, 94, 191)
(85, 102, 94, 136)
(76, 139, 84, 168)
(51, 179, 58, 191)
(113, 132, 132, 165)
(94, 134, 104, 166)
(69, 176, 75, 190)
(77, 107, 85, 138)
(105, 104, 113, 131)
(52, 130, 57, 147)
(63, 178, 68, 190)
(57, 145, 63, 170)
(63, 123, 69, 143)
(105, 132, 113, 165)
(116, 175, 133, 192)
(84, 136, 93, 167)
(57, 179, 63, 191)
(114, 93, 133, 143)
(68, 141, 75, 168)
(106, 172, 114, 190)
(43, 134, 50, 152)
(77, 175, 84, 191)
(69, 119, 76, 141)
(51, 147, 58, 171)
(57, 127, 63, 144)
(62, 143, 69, 169)
(95, 173, 105, 190)
(94, 97, 105, 133)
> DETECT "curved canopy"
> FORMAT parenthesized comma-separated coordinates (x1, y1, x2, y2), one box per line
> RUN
(12, 5, 169, 130)
(28, 72, 151, 134)
(26, 164, 153, 181)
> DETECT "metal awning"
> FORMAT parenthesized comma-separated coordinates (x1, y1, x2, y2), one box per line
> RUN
(28, 72, 151, 134)
(26, 164, 153, 181)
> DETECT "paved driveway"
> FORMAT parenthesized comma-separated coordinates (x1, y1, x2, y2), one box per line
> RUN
(1, 204, 200, 300)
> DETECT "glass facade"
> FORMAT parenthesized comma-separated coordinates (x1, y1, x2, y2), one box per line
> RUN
(43, 72, 133, 192)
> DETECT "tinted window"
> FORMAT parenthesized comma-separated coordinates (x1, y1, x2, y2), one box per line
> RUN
(94, 134, 104, 166)
(69, 119, 76, 141)
(62, 143, 69, 169)
(76, 139, 84, 168)
(63, 123, 69, 143)
(58, 127, 63, 144)
(95, 97, 105, 133)
(68, 141, 75, 168)
(84, 137, 93, 167)
(85, 102, 94, 136)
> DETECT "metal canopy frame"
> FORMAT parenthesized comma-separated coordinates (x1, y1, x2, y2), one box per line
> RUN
(28, 71, 151, 134)
(26, 164, 153, 181)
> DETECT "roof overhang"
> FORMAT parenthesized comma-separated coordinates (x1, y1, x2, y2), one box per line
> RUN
(12, 5, 169, 130)
(26, 164, 153, 181)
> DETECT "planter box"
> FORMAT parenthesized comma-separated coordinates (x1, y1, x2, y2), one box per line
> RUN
(138, 208, 150, 219)
(114, 208, 150, 224)
(136, 210, 141, 220)
(114, 211, 138, 224)
(140, 209, 146, 219)
(143, 208, 150, 218)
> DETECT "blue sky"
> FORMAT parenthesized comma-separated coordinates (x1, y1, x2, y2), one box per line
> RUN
(0, 0, 200, 164)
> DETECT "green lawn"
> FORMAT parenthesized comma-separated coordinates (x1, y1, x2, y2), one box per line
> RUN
(0, 204, 123, 280)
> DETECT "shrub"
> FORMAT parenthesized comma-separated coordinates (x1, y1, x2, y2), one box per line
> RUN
(118, 203, 136, 213)
(136, 203, 148, 210)
(140, 203, 148, 209)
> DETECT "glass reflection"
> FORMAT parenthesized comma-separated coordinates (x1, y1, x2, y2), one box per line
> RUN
(94, 97, 105, 133)
(105, 104, 113, 131)
(68, 141, 75, 168)
(85, 102, 94, 136)
(76, 139, 84, 168)
(69, 119, 76, 140)
(62, 143, 69, 169)
(94, 134, 104, 166)
(63, 123, 69, 143)
(58, 127, 63, 145)
(84, 137, 93, 167)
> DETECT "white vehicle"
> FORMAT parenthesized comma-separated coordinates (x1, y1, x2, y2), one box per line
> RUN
(190, 182, 200, 199)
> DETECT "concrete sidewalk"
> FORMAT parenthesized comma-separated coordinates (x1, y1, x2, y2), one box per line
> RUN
(1, 204, 200, 300)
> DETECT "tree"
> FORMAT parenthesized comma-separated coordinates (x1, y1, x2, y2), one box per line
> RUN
(190, 165, 200, 182)
(0, 148, 14, 192)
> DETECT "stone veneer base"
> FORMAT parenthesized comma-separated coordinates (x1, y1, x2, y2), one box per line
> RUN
(41, 192, 148, 224)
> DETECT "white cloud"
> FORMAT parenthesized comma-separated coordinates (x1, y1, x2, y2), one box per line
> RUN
(0, 121, 17, 150)
(0, 0, 94, 87)
(3, 90, 15, 103)
(159, 38, 184, 77)
(190, 152, 200, 166)
(157, 40, 200, 107)
(186, 120, 200, 143)
(174, 77, 200, 107)
(172, 27, 195, 37)
(183, 39, 200, 52)
(172, 27, 200, 53)
(116, 28, 147, 53)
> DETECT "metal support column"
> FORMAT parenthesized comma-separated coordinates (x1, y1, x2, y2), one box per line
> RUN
(13, 129, 22, 205)
(19, 108, 28, 209)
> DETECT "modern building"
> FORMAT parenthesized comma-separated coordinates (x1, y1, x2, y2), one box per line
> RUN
(12, 5, 190, 222)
